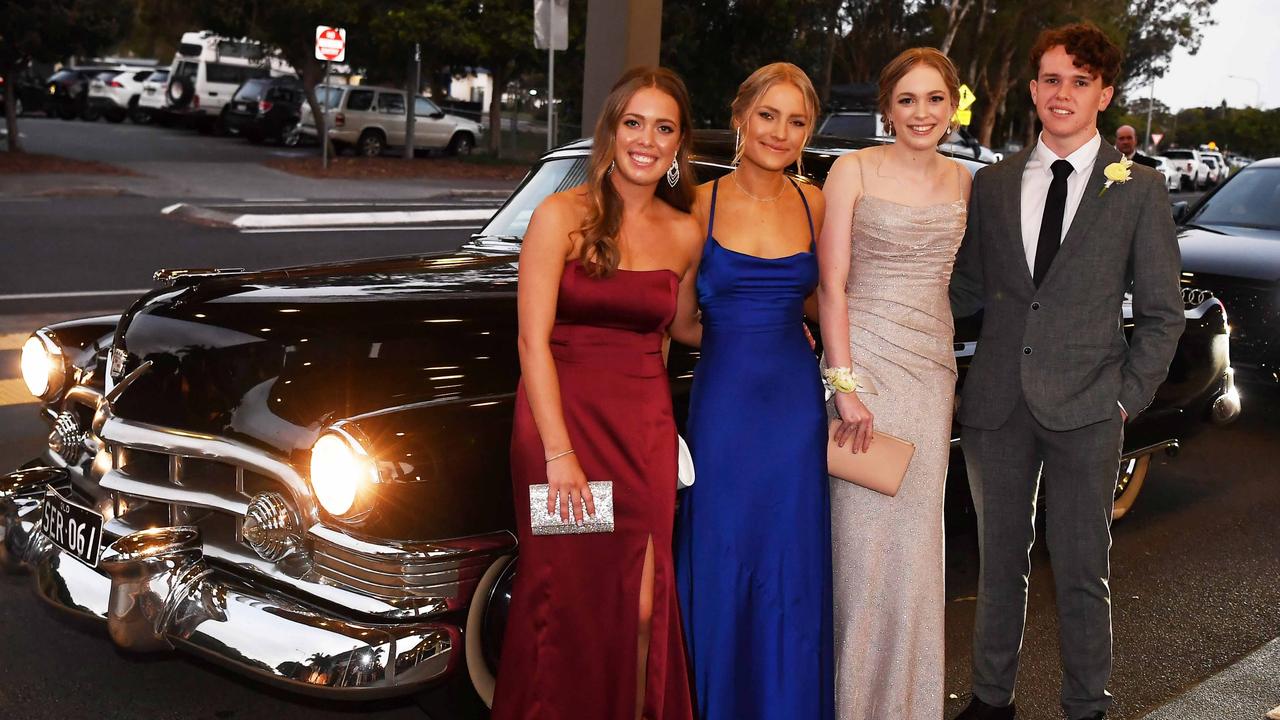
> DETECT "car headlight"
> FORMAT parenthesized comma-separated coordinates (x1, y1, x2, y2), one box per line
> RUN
(21, 331, 66, 400)
(309, 428, 377, 518)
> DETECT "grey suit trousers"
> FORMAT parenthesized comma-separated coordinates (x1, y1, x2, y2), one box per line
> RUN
(962, 392, 1123, 718)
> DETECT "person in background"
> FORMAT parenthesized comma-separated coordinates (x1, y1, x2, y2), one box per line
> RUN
(1114, 124, 1159, 168)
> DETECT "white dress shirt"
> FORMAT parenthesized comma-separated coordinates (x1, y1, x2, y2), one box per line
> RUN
(1020, 131, 1102, 276)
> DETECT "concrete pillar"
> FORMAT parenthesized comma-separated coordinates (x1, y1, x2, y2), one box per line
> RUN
(581, 0, 662, 137)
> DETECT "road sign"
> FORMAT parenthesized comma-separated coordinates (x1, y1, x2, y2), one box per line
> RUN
(534, 0, 569, 51)
(953, 83, 977, 126)
(1151, 132, 1164, 146)
(315, 26, 346, 62)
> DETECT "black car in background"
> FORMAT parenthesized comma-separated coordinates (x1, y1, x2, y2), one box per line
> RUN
(0, 133, 1239, 717)
(223, 76, 304, 143)
(0, 68, 47, 117)
(43, 68, 118, 121)
(1176, 157, 1280, 385)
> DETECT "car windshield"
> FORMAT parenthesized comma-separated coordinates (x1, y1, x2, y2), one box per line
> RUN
(480, 158, 587, 239)
(234, 79, 271, 101)
(148, 71, 169, 83)
(1190, 167, 1280, 231)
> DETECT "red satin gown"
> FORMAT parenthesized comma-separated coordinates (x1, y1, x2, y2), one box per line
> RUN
(492, 259, 693, 720)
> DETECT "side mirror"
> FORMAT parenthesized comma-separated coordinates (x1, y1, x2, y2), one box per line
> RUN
(430, 111, 445, 119)
(1171, 201, 1190, 224)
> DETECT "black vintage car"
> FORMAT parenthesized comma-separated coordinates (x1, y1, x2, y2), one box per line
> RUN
(1175, 157, 1280, 386)
(0, 133, 1240, 716)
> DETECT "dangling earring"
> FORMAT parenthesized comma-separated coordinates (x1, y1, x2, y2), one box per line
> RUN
(666, 157, 680, 188)
(885, 119, 895, 136)
(607, 160, 615, 176)
(734, 127, 742, 165)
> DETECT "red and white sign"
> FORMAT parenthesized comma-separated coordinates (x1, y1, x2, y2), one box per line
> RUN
(1151, 132, 1165, 147)
(315, 26, 346, 62)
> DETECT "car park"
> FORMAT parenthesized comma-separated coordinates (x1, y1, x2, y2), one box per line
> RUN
(1174, 157, 1280, 385)
(0, 132, 1239, 716)
(223, 76, 304, 143)
(1152, 156, 1182, 192)
(136, 69, 170, 123)
(87, 68, 158, 124)
(299, 84, 483, 157)
(164, 31, 292, 134)
(1164, 147, 1210, 190)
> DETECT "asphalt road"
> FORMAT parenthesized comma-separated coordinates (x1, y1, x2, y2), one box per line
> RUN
(3, 114, 1266, 720)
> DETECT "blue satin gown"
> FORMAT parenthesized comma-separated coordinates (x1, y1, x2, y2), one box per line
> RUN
(674, 178, 834, 720)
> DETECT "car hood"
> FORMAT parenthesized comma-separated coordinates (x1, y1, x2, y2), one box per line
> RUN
(110, 252, 521, 456)
(1178, 224, 1280, 283)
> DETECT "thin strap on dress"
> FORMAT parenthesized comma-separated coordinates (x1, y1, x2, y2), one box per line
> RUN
(706, 178, 721, 241)
(954, 160, 967, 202)
(788, 177, 816, 248)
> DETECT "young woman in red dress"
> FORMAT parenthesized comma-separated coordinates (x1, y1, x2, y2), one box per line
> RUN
(491, 67, 702, 720)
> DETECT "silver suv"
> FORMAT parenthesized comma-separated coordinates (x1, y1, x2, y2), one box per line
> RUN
(300, 84, 481, 156)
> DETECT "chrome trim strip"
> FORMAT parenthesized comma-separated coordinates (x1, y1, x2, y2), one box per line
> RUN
(1122, 440, 1179, 460)
(308, 524, 516, 559)
(102, 468, 250, 516)
(99, 416, 318, 525)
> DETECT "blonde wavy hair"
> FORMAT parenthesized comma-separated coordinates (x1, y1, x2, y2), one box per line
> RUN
(729, 62, 821, 174)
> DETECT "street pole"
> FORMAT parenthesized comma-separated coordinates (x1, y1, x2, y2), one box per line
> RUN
(1152, 78, 1162, 151)
(546, 0, 555, 151)
(322, 60, 331, 170)
(405, 43, 420, 160)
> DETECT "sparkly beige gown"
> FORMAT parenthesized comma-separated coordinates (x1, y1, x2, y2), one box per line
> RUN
(827, 191, 966, 719)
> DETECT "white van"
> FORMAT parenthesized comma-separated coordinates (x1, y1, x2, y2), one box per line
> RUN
(165, 31, 294, 133)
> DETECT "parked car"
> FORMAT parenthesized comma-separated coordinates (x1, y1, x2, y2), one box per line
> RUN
(164, 30, 292, 134)
(1164, 148, 1210, 190)
(1152, 156, 1182, 192)
(0, 132, 1239, 716)
(0, 68, 47, 117)
(299, 84, 481, 157)
(88, 67, 158, 123)
(136, 69, 170, 123)
(1174, 156, 1280, 385)
(1200, 150, 1229, 184)
(223, 76, 303, 143)
(44, 68, 117, 121)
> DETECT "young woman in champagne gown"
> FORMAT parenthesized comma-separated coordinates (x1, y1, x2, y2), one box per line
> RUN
(817, 48, 970, 719)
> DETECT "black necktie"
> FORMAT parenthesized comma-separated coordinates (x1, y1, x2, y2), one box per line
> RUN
(1033, 159, 1074, 287)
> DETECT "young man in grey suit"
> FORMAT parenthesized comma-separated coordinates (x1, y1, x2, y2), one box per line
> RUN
(949, 23, 1184, 720)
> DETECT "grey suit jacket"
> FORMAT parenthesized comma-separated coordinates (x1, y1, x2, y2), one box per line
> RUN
(950, 142, 1185, 432)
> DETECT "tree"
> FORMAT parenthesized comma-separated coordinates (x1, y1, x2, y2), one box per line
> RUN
(0, 0, 133, 151)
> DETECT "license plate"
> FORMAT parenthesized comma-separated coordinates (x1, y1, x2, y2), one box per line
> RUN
(40, 486, 103, 568)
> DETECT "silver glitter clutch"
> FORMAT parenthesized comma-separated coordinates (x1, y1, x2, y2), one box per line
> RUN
(529, 481, 615, 535)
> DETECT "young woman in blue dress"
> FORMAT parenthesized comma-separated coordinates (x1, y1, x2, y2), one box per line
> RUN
(670, 62, 833, 720)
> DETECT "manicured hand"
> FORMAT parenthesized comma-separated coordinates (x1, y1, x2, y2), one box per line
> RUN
(834, 391, 874, 454)
(546, 454, 595, 525)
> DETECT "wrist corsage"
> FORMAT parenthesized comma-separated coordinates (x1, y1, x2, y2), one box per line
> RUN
(822, 366, 863, 394)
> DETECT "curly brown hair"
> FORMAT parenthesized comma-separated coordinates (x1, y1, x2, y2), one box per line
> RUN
(577, 67, 696, 278)
(1029, 22, 1123, 88)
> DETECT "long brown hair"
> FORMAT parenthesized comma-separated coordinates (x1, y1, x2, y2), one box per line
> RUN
(577, 67, 696, 278)
(730, 62, 821, 174)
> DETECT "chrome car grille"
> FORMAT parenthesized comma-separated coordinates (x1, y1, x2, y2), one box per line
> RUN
(96, 416, 515, 617)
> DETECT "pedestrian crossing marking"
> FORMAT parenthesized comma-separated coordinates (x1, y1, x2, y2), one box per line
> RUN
(0, 333, 29, 351)
(0, 379, 36, 407)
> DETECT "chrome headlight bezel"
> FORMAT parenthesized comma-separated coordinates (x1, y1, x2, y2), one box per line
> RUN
(21, 329, 67, 401)
(309, 423, 378, 521)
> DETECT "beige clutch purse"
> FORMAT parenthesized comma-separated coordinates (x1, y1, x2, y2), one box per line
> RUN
(826, 420, 914, 496)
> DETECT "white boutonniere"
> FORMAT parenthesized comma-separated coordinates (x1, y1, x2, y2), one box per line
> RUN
(1099, 157, 1133, 196)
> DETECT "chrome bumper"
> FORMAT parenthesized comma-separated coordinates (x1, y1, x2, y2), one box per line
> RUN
(0, 466, 459, 699)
